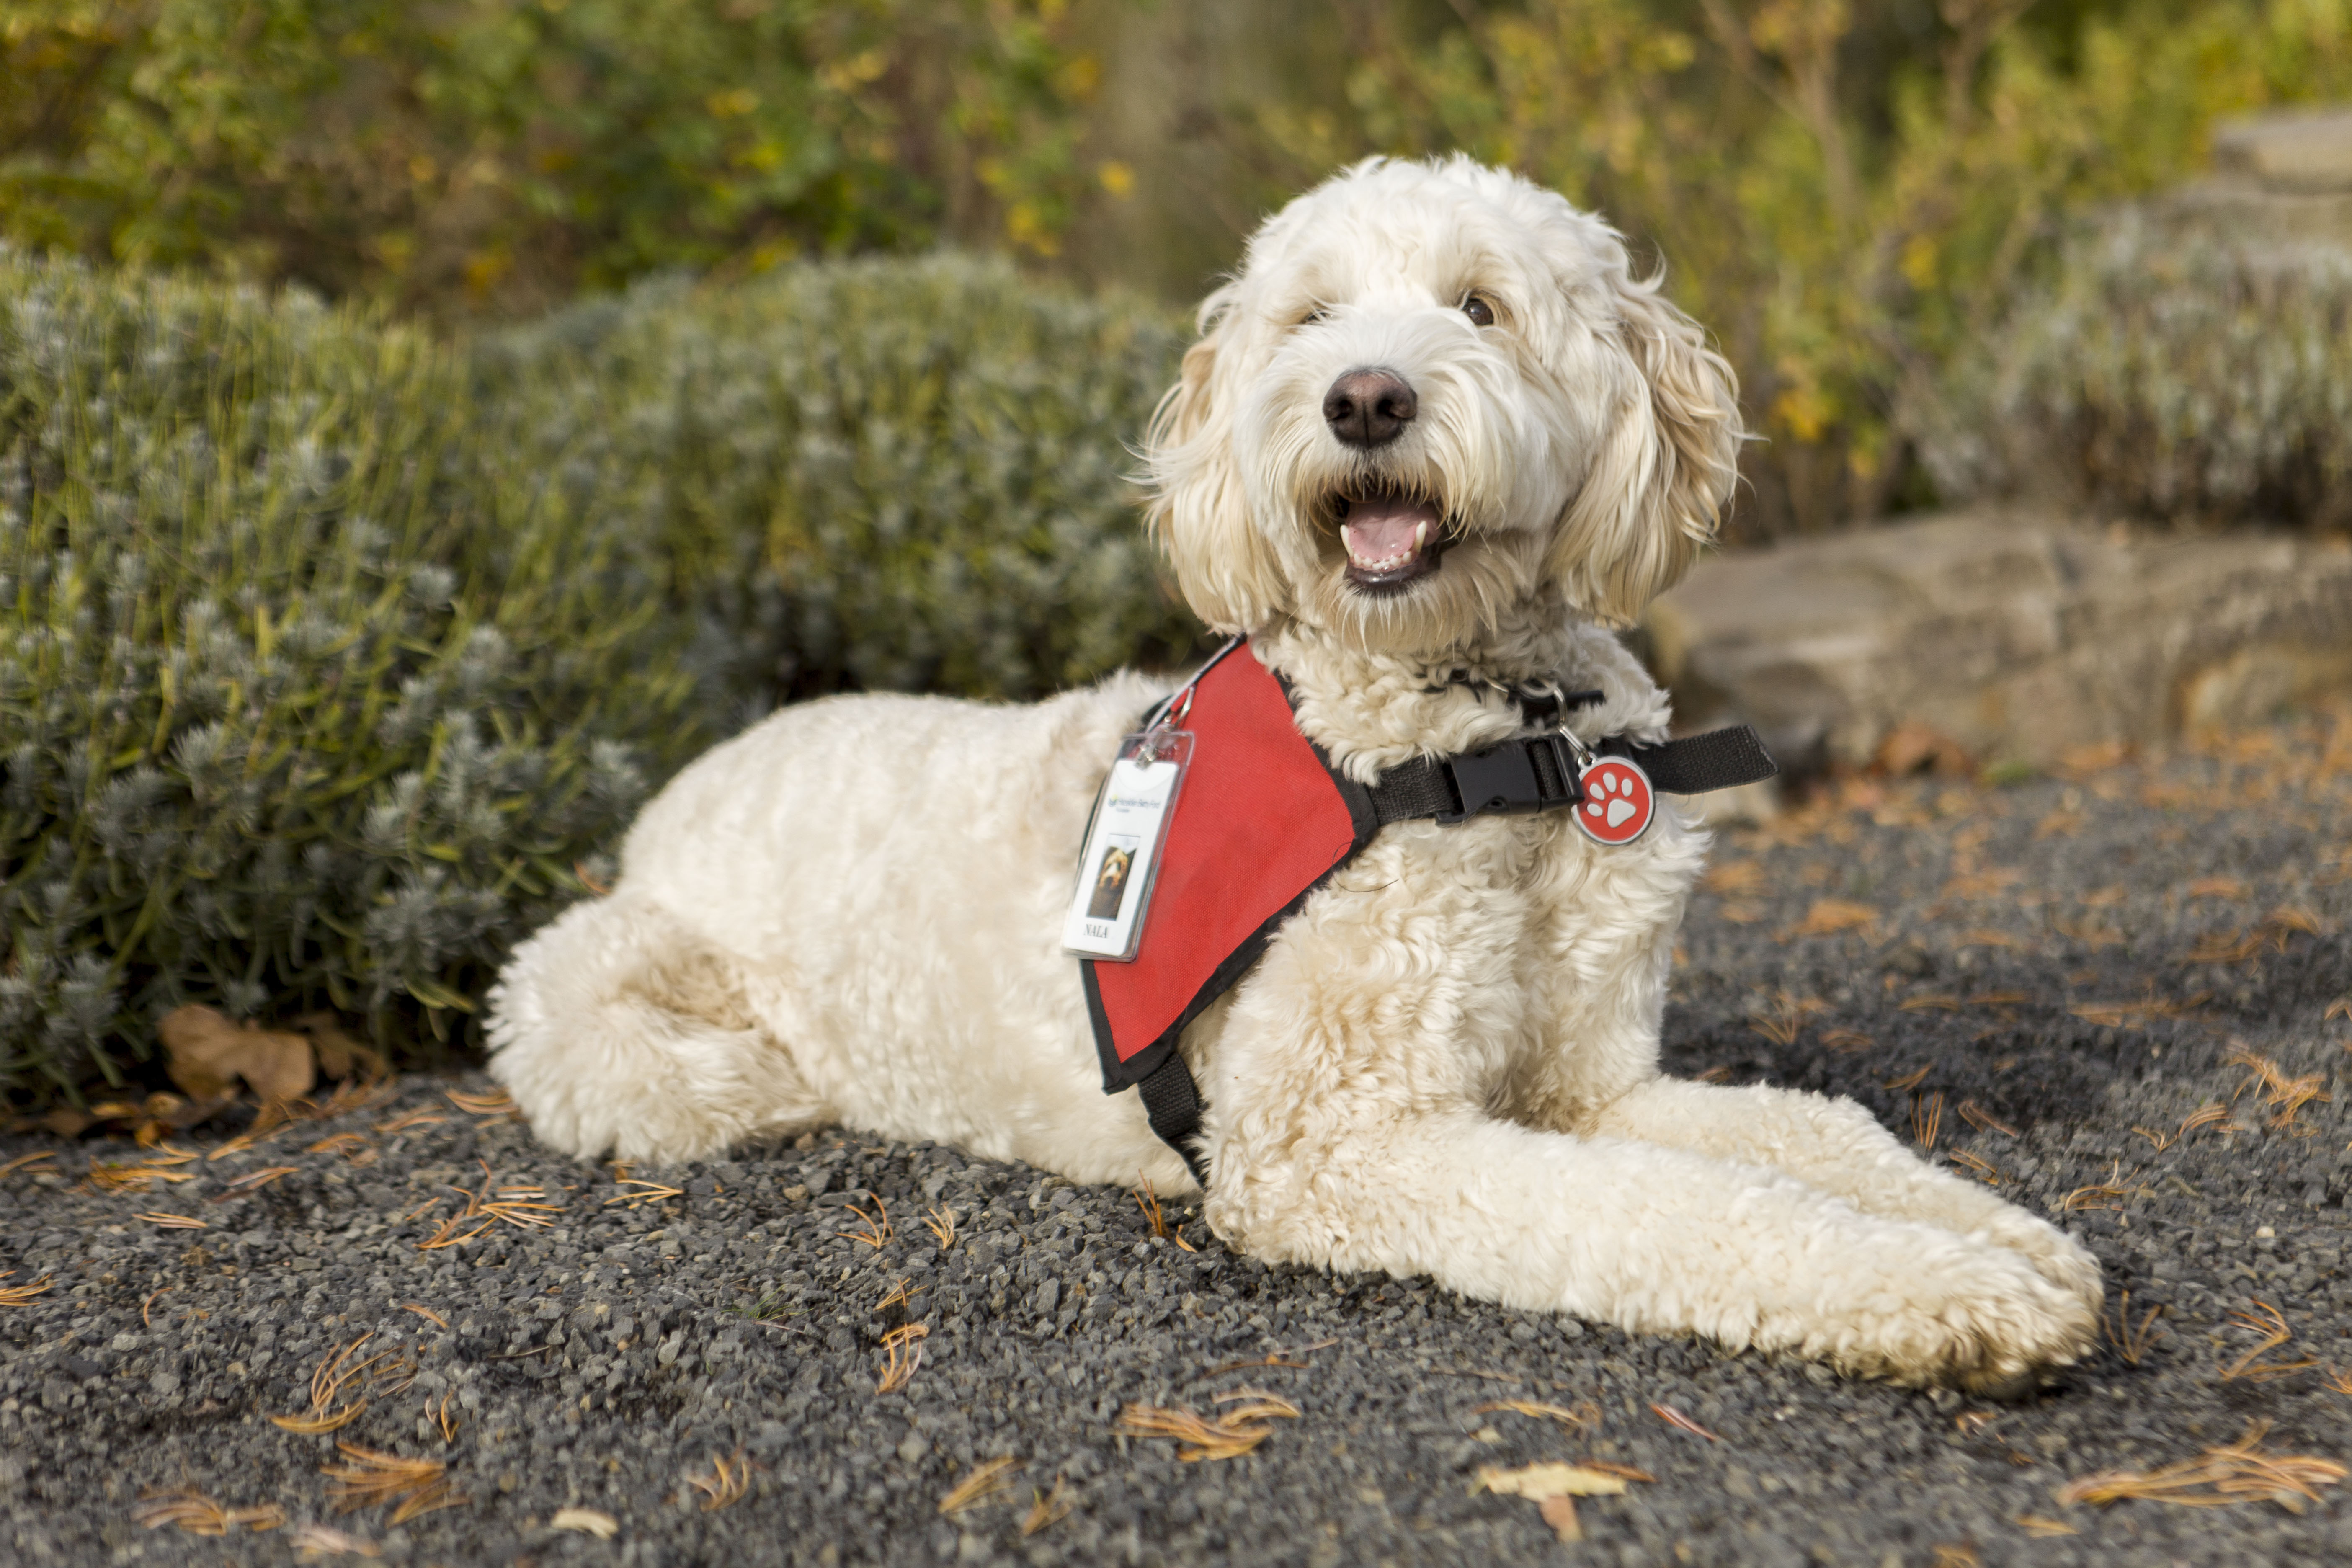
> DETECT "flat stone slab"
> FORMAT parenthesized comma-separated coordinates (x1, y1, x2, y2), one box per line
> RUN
(1645, 510, 2352, 769)
(2212, 105, 2352, 192)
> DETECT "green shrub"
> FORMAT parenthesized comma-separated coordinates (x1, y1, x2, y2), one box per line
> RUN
(477, 256, 1196, 704)
(0, 250, 1195, 1109)
(0, 0, 1102, 317)
(1919, 212, 2352, 528)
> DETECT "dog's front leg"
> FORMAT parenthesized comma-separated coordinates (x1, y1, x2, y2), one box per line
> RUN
(1208, 1098, 2093, 1394)
(1584, 1078, 2102, 1312)
(1197, 902, 2095, 1394)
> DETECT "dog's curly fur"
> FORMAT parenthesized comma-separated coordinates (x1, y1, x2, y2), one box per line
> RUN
(488, 156, 2099, 1393)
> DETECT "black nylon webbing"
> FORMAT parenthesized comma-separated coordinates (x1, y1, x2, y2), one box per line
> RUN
(1366, 724, 1777, 827)
(1603, 726, 1779, 797)
(1363, 760, 1460, 821)
(1137, 1054, 1210, 1188)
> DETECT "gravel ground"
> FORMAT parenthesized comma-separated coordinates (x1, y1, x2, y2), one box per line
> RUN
(5, 707, 2351, 1568)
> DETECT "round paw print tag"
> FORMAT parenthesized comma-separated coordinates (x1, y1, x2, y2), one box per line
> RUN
(1574, 756, 1655, 846)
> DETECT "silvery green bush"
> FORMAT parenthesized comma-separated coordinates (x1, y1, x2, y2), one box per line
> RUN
(0, 251, 1194, 1108)
(479, 257, 1195, 706)
(1918, 212, 2352, 528)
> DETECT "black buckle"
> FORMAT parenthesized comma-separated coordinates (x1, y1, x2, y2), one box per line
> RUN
(1436, 735, 1582, 823)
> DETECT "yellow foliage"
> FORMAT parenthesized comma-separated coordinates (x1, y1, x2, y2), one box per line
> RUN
(1315, 0, 2352, 533)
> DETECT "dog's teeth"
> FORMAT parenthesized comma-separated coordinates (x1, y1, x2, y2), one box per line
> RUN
(1413, 521, 1428, 552)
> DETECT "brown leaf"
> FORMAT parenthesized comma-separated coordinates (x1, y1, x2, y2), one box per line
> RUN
(1473, 1399, 1601, 1431)
(2055, 1419, 2344, 1509)
(295, 1014, 388, 1083)
(939, 1457, 1023, 1514)
(1777, 899, 1880, 941)
(1650, 1402, 1719, 1440)
(157, 1006, 315, 1104)
(1537, 1494, 1581, 1542)
(1875, 722, 1974, 778)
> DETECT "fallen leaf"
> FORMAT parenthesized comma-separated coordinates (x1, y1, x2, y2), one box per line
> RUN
(1116, 1395, 1298, 1462)
(2055, 1419, 2342, 1509)
(1702, 861, 1766, 897)
(2014, 1513, 2077, 1537)
(939, 1456, 1024, 1514)
(322, 1443, 462, 1522)
(1476, 1462, 1631, 1499)
(1538, 1494, 1581, 1542)
(158, 1005, 314, 1104)
(1020, 1482, 1072, 1536)
(288, 1522, 382, 1558)
(1473, 1399, 1601, 1431)
(295, 1013, 389, 1082)
(1651, 1402, 1720, 1440)
(1777, 899, 1880, 941)
(550, 1507, 619, 1539)
(130, 1487, 285, 1536)
(1876, 722, 1973, 777)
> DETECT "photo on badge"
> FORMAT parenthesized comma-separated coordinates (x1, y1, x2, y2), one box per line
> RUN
(1086, 839, 1138, 920)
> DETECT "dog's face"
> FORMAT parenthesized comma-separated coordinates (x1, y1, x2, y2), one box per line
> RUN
(1145, 157, 1742, 655)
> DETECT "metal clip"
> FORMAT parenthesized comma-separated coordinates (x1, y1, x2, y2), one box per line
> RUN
(1555, 720, 1596, 772)
(1136, 681, 1198, 763)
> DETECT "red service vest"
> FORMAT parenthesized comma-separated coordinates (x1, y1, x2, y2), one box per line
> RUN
(1080, 643, 1379, 1092)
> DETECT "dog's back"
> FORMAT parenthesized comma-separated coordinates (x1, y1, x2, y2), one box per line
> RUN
(487, 676, 1190, 1181)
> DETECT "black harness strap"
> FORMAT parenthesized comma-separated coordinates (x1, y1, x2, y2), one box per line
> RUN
(1117, 686, 1777, 1191)
(1603, 725, 1779, 798)
(1366, 722, 1778, 827)
(1137, 1053, 1212, 1189)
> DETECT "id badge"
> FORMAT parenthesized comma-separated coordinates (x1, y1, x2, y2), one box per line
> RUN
(1062, 730, 1192, 961)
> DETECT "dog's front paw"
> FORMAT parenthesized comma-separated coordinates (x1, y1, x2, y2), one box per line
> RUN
(1830, 1239, 2099, 1400)
(1968, 1206, 2104, 1315)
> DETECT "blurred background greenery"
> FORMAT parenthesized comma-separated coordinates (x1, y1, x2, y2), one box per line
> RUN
(9, 0, 2352, 534)
(8, 0, 2352, 1100)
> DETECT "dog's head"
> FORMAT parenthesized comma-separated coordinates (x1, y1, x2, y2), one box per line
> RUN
(1145, 156, 1741, 655)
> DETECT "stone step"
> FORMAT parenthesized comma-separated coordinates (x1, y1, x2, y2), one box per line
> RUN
(1643, 510, 2352, 775)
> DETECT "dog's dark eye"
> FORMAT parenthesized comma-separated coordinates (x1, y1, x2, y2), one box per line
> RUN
(1300, 307, 1329, 327)
(1462, 295, 1496, 328)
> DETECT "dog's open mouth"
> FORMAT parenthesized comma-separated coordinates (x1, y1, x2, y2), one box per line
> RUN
(1335, 487, 1449, 593)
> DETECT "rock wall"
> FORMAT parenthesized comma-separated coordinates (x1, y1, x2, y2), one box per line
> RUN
(1644, 512, 2352, 771)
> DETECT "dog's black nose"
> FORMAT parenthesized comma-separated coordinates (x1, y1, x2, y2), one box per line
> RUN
(1323, 369, 1417, 449)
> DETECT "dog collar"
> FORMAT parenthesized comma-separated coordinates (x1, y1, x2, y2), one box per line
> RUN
(1083, 639, 1776, 1187)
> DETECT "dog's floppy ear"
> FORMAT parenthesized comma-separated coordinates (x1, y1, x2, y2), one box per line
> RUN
(1547, 271, 1742, 626)
(1143, 289, 1287, 633)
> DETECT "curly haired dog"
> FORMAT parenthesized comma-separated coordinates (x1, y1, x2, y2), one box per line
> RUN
(488, 156, 2099, 1394)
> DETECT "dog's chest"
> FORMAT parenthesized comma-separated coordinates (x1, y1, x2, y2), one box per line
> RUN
(1319, 805, 1693, 956)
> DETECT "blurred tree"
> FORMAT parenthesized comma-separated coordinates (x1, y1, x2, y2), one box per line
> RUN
(0, 0, 1100, 318)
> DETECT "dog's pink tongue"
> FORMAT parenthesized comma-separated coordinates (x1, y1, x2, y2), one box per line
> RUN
(1342, 495, 1439, 567)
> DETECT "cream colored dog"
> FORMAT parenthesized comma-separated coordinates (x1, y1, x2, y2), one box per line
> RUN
(488, 156, 2099, 1394)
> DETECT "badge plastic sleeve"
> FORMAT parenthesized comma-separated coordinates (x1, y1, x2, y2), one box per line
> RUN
(1062, 731, 1192, 961)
